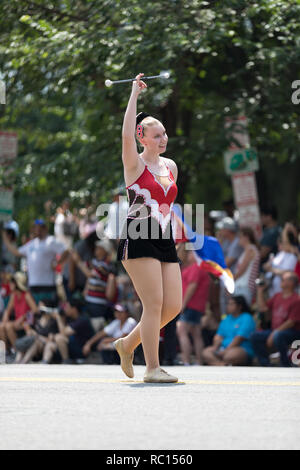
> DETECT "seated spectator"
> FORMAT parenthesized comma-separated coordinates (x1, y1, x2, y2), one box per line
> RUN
(234, 227, 260, 306)
(263, 235, 298, 297)
(250, 271, 300, 367)
(259, 206, 281, 266)
(216, 217, 243, 316)
(70, 239, 117, 332)
(15, 300, 59, 364)
(0, 272, 38, 352)
(176, 245, 210, 365)
(82, 303, 137, 364)
(48, 298, 94, 363)
(202, 296, 256, 366)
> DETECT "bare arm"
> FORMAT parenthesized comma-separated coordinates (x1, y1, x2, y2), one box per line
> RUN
(106, 273, 117, 302)
(234, 247, 255, 280)
(2, 294, 15, 323)
(182, 282, 198, 311)
(2, 231, 23, 258)
(25, 292, 39, 314)
(212, 334, 223, 349)
(122, 73, 147, 171)
(256, 286, 269, 312)
(70, 250, 92, 278)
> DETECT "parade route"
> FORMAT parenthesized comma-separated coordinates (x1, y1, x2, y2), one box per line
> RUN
(1, 364, 299, 450)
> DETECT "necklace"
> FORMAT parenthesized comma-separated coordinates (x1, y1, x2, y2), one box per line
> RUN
(140, 157, 169, 177)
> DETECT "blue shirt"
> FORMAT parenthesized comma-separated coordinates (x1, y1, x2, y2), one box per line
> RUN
(217, 313, 256, 357)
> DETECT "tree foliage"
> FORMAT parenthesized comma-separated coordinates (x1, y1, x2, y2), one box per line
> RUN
(0, 0, 300, 230)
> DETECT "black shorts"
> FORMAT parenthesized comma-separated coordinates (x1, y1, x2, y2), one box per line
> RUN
(117, 216, 180, 264)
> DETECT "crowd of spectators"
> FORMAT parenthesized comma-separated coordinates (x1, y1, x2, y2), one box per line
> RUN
(0, 197, 299, 368)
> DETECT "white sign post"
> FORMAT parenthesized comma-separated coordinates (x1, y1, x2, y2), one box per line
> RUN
(224, 117, 262, 239)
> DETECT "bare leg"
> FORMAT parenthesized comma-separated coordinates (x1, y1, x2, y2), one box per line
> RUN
(177, 321, 192, 364)
(5, 322, 18, 348)
(21, 338, 43, 364)
(191, 324, 204, 365)
(0, 323, 7, 343)
(121, 260, 182, 365)
(203, 346, 225, 366)
(54, 334, 69, 361)
(43, 341, 58, 363)
(120, 258, 164, 370)
(223, 347, 249, 366)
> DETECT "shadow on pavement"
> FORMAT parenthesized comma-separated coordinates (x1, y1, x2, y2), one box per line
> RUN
(127, 382, 186, 388)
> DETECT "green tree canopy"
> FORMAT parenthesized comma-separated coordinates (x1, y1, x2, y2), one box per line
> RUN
(1, 0, 300, 231)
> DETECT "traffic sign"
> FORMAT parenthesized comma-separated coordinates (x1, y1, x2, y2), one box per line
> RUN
(224, 148, 259, 175)
(0, 189, 13, 222)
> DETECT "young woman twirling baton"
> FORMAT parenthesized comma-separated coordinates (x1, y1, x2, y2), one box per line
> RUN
(114, 73, 182, 383)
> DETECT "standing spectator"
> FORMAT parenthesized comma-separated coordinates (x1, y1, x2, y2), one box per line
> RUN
(82, 303, 137, 364)
(71, 239, 117, 332)
(234, 227, 260, 305)
(2, 219, 69, 304)
(259, 206, 281, 265)
(217, 217, 243, 273)
(104, 187, 129, 250)
(176, 245, 210, 365)
(0, 272, 38, 350)
(53, 199, 77, 249)
(263, 236, 298, 297)
(251, 271, 300, 367)
(2, 220, 19, 273)
(217, 217, 243, 316)
(203, 296, 256, 366)
(62, 229, 98, 301)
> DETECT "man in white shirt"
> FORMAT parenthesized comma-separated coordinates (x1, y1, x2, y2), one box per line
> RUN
(2, 219, 69, 303)
(82, 303, 137, 363)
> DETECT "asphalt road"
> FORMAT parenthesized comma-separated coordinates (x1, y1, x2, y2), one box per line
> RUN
(0, 364, 299, 450)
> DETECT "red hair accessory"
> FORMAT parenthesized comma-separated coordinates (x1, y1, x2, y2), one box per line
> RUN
(136, 124, 144, 138)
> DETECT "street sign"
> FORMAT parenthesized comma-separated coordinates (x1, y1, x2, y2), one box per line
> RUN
(224, 148, 259, 175)
(224, 116, 250, 150)
(0, 189, 13, 222)
(232, 172, 262, 239)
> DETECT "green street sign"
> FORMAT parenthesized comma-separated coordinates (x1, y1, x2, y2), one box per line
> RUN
(224, 148, 259, 175)
(0, 189, 13, 222)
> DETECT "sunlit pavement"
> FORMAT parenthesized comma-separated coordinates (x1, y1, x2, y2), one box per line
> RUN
(0, 364, 299, 450)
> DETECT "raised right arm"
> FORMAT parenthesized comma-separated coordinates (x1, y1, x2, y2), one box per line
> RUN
(122, 73, 147, 170)
(2, 230, 23, 258)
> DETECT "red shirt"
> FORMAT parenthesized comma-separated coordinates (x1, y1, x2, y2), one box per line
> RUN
(13, 291, 31, 320)
(267, 292, 300, 330)
(182, 263, 210, 313)
(295, 261, 300, 281)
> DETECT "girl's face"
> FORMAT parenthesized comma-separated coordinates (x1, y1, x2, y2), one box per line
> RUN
(142, 124, 168, 154)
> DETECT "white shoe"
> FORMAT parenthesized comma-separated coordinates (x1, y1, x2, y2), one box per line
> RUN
(113, 338, 134, 378)
(143, 367, 178, 383)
